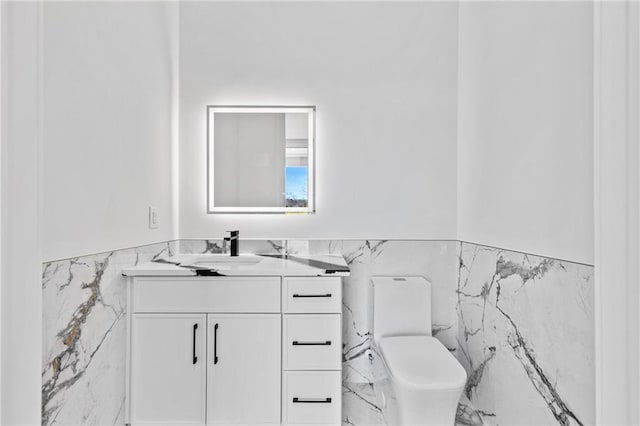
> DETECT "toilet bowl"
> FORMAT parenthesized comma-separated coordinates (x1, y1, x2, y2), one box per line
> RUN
(372, 276, 467, 426)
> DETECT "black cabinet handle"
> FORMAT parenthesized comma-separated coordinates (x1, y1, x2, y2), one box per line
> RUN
(192, 323, 198, 365)
(292, 340, 332, 346)
(213, 323, 219, 364)
(292, 397, 332, 404)
(292, 293, 332, 298)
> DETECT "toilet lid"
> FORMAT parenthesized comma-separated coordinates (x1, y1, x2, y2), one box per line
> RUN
(378, 336, 467, 390)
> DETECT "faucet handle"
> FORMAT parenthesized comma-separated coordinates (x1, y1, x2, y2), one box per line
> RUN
(225, 230, 239, 257)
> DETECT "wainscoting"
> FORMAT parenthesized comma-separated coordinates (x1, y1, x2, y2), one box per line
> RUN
(41, 240, 593, 426)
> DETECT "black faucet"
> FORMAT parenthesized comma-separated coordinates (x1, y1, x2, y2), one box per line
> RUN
(224, 230, 239, 256)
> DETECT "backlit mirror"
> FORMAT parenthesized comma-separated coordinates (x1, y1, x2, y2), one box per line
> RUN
(207, 106, 315, 213)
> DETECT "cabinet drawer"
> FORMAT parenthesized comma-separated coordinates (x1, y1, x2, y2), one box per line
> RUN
(283, 277, 342, 314)
(132, 277, 280, 313)
(283, 371, 341, 425)
(283, 314, 341, 370)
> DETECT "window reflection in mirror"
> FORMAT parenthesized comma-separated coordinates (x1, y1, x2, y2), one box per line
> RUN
(207, 106, 315, 214)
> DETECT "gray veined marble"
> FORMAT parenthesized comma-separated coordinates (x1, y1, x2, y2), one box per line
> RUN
(41, 241, 178, 426)
(40, 239, 593, 426)
(178, 238, 286, 256)
(457, 242, 594, 426)
(455, 395, 489, 426)
(343, 382, 385, 426)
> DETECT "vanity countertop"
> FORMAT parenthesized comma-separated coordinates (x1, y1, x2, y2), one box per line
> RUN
(122, 253, 349, 277)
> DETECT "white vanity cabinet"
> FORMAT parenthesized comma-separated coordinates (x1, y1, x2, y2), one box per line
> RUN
(125, 274, 343, 426)
(126, 277, 282, 426)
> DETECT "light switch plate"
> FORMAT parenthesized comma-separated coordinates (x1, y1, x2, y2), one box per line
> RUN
(148, 206, 158, 229)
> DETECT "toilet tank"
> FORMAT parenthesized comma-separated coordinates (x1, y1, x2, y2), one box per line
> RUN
(372, 276, 432, 341)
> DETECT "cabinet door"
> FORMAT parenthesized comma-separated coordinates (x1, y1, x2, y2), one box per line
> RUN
(130, 314, 206, 425)
(207, 314, 281, 425)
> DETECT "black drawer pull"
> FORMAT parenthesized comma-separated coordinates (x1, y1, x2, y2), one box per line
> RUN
(192, 323, 198, 365)
(292, 293, 332, 298)
(213, 323, 219, 365)
(293, 397, 332, 404)
(292, 340, 332, 346)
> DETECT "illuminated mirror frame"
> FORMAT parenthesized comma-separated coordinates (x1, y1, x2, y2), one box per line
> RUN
(206, 105, 316, 214)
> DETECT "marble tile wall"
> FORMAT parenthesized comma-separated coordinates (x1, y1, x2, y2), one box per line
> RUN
(41, 241, 177, 426)
(41, 239, 594, 426)
(457, 242, 595, 426)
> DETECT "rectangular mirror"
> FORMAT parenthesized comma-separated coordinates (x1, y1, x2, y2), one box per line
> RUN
(207, 106, 315, 213)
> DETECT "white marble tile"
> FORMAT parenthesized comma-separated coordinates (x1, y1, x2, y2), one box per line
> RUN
(178, 238, 285, 255)
(456, 395, 489, 426)
(42, 239, 592, 426)
(343, 382, 385, 426)
(457, 242, 595, 426)
(41, 241, 177, 426)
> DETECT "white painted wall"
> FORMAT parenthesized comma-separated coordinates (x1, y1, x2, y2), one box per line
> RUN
(594, 2, 640, 423)
(42, 2, 179, 262)
(38, 0, 595, 260)
(179, 2, 459, 240)
(457, 2, 594, 264)
(1, 2, 42, 423)
(0, 2, 4, 420)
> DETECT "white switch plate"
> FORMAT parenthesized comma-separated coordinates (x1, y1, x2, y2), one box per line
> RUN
(148, 206, 158, 229)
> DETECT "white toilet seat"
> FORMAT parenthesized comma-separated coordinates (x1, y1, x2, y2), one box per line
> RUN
(378, 336, 467, 390)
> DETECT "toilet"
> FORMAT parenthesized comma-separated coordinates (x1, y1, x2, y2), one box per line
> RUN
(372, 276, 467, 426)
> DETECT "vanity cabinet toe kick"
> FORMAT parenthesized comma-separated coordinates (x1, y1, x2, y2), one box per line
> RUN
(125, 276, 343, 426)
